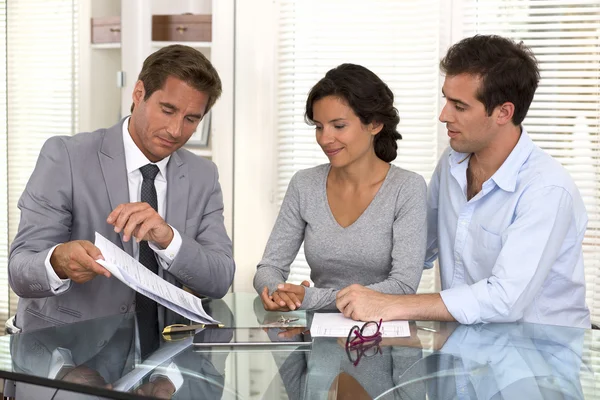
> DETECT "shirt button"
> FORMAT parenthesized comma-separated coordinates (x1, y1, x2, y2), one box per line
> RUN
(120, 305, 127, 313)
(97, 339, 107, 348)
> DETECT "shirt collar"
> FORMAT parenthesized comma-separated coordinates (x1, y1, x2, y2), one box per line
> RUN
(449, 150, 470, 166)
(490, 128, 534, 192)
(122, 117, 170, 180)
(447, 127, 534, 193)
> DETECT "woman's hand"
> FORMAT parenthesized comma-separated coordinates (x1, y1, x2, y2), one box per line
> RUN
(260, 280, 310, 311)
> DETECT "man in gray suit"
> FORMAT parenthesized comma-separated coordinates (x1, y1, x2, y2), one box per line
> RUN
(8, 45, 235, 342)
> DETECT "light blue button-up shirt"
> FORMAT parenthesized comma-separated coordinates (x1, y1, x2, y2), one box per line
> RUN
(425, 129, 590, 328)
(439, 323, 585, 399)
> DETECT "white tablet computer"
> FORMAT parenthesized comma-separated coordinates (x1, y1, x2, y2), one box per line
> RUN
(192, 327, 312, 348)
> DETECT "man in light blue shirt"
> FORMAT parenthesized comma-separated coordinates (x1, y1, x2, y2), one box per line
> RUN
(336, 34, 590, 329)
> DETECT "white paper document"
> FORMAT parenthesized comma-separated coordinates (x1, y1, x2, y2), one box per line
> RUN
(310, 312, 410, 338)
(94, 232, 219, 324)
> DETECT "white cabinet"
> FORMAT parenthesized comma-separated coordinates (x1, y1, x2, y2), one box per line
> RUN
(78, 0, 234, 236)
(79, 0, 122, 133)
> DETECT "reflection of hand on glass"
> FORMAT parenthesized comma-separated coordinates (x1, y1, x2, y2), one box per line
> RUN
(276, 327, 309, 339)
(135, 376, 175, 399)
(61, 365, 112, 390)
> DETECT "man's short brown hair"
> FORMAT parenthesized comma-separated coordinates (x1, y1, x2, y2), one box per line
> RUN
(130, 44, 222, 114)
(440, 35, 540, 126)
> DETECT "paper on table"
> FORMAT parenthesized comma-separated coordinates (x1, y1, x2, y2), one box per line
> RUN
(310, 313, 410, 338)
(94, 232, 218, 324)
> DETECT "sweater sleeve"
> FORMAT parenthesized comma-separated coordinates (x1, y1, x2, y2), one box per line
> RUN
(253, 173, 306, 295)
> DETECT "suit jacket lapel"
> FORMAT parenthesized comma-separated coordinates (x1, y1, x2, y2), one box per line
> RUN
(98, 118, 132, 255)
(166, 151, 188, 234)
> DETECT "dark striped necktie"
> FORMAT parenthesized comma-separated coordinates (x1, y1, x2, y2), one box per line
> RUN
(136, 163, 160, 359)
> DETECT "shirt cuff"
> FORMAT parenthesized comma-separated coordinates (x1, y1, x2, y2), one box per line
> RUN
(45, 244, 71, 294)
(300, 286, 314, 310)
(48, 347, 75, 379)
(150, 361, 183, 393)
(440, 284, 482, 325)
(149, 226, 182, 269)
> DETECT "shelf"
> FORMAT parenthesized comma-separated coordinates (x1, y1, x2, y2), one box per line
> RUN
(151, 41, 211, 50)
(91, 42, 121, 50)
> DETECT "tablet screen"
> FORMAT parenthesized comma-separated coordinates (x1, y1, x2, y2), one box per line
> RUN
(193, 327, 312, 347)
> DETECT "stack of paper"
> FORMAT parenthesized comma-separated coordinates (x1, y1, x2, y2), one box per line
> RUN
(310, 313, 410, 337)
(95, 232, 219, 324)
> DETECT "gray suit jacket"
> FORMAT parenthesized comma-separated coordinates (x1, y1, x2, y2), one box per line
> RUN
(8, 118, 235, 332)
(11, 298, 237, 400)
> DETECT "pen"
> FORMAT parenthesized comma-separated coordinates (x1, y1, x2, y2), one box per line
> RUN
(162, 323, 224, 335)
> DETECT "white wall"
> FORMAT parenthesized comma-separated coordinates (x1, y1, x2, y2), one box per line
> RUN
(232, 0, 279, 291)
(210, 0, 235, 240)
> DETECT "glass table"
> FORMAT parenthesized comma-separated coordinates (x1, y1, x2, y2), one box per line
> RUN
(1, 293, 599, 399)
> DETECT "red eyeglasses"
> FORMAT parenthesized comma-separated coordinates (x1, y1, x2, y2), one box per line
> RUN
(345, 319, 383, 366)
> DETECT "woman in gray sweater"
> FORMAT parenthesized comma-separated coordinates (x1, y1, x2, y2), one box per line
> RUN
(254, 63, 427, 312)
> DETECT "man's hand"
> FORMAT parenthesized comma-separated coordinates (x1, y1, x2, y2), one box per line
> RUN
(336, 284, 395, 322)
(50, 240, 110, 283)
(135, 377, 175, 399)
(260, 280, 310, 311)
(107, 202, 173, 248)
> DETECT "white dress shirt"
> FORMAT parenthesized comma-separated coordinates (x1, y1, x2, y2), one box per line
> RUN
(45, 117, 183, 293)
(425, 128, 590, 328)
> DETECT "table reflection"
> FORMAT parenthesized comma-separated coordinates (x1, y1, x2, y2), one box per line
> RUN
(1, 294, 597, 399)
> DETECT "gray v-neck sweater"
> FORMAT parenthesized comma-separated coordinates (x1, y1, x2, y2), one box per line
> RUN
(253, 163, 427, 311)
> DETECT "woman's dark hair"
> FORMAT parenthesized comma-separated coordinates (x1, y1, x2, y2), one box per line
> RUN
(440, 35, 540, 125)
(305, 63, 401, 162)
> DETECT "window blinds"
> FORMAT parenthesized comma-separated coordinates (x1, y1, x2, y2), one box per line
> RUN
(6, 0, 78, 315)
(460, 1, 600, 394)
(461, 0, 600, 323)
(0, 1, 7, 326)
(276, 0, 442, 292)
